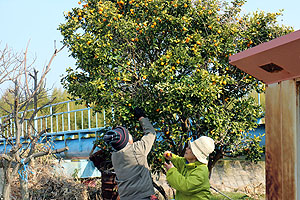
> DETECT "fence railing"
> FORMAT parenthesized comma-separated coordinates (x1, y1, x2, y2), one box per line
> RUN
(0, 99, 106, 139)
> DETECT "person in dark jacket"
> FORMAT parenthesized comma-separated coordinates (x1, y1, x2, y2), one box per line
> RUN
(104, 108, 157, 200)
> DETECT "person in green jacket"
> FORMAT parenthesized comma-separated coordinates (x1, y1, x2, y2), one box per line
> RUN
(164, 136, 215, 200)
(104, 107, 158, 200)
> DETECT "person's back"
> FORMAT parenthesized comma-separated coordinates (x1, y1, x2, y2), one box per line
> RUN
(104, 108, 156, 200)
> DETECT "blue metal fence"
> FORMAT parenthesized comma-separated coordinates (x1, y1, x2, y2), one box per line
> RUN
(0, 98, 266, 157)
(0, 99, 106, 158)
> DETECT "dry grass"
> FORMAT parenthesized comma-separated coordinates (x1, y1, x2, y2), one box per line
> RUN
(9, 152, 102, 200)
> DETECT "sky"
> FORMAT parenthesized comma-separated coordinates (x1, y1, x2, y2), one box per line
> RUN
(0, 0, 299, 92)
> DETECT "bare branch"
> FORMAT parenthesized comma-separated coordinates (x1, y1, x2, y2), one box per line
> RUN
(25, 128, 51, 157)
(20, 45, 66, 107)
(23, 146, 69, 164)
(0, 44, 24, 85)
(24, 41, 31, 96)
(25, 97, 56, 124)
(0, 154, 13, 162)
(0, 135, 15, 150)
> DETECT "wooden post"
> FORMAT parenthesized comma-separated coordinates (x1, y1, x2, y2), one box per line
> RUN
(265, 80, 297, 199)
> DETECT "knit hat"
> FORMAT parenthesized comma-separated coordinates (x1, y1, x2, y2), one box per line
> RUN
(103, 126, 129, 151)
(189, 136, 215, 164)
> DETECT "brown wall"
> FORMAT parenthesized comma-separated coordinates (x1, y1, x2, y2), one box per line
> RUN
(265, 80, 297, 200)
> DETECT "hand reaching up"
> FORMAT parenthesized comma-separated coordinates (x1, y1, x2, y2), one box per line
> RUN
(133, 107, 146, 120)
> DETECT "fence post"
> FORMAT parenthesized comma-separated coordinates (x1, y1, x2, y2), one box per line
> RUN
(56, 114, 59, 133)
(103, 109, 106, 127)
(68, 102, 71, 131)
(75, 112, 77, 130)
(34, 113, 38, 135)
(88, 108, 91, 129)
(40, 118, 43, 133)
(10, 118, 13, 137)
(62, 114, 64, 132)
(26, 120, 28, 137)
(81, 111, 84, 130)
(50, 105, 53, 133)
(96, 112, 98, 128)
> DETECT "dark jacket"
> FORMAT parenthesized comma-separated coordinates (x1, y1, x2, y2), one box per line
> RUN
(111, 117, 156, 200)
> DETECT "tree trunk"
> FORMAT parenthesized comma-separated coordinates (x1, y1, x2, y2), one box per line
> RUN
(2, 162, 20, 200)
(2, 165, 11, 200)
(208, 150, 223, 178)
(2, 182, 11, 200)
(20, 177, 29, 200)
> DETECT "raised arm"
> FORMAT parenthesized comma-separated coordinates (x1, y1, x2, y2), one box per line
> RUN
(133, 107, 156, 155)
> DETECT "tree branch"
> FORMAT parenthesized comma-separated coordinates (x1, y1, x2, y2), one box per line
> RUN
(0, 154, 13, 162)
(23, 146, 69, 164)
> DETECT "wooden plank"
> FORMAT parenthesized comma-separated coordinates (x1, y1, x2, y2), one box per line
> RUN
(281, 80, 296, 199)
(265, 83, 282, 199)
(296, 81, 300, 200)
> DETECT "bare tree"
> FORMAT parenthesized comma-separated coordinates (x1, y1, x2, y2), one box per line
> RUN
(0, 44, 68, 200)
(0, 44, 24, 86)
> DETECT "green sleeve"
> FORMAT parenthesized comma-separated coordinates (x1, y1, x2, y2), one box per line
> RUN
(166, 166, 207, 194)
(170, 154, 186, 171)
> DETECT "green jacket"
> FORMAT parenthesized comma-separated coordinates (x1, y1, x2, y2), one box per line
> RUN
(166, 155, 211, 200)
(112, 117, 156, 200)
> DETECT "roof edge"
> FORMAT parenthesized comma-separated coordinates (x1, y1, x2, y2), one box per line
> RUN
(229, 30, 300, 64)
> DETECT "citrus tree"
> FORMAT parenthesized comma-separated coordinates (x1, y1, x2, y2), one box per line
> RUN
(59, 0, 292, 173)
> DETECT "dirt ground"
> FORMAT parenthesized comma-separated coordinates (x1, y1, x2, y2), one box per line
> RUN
(0, 160, 265, 199)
